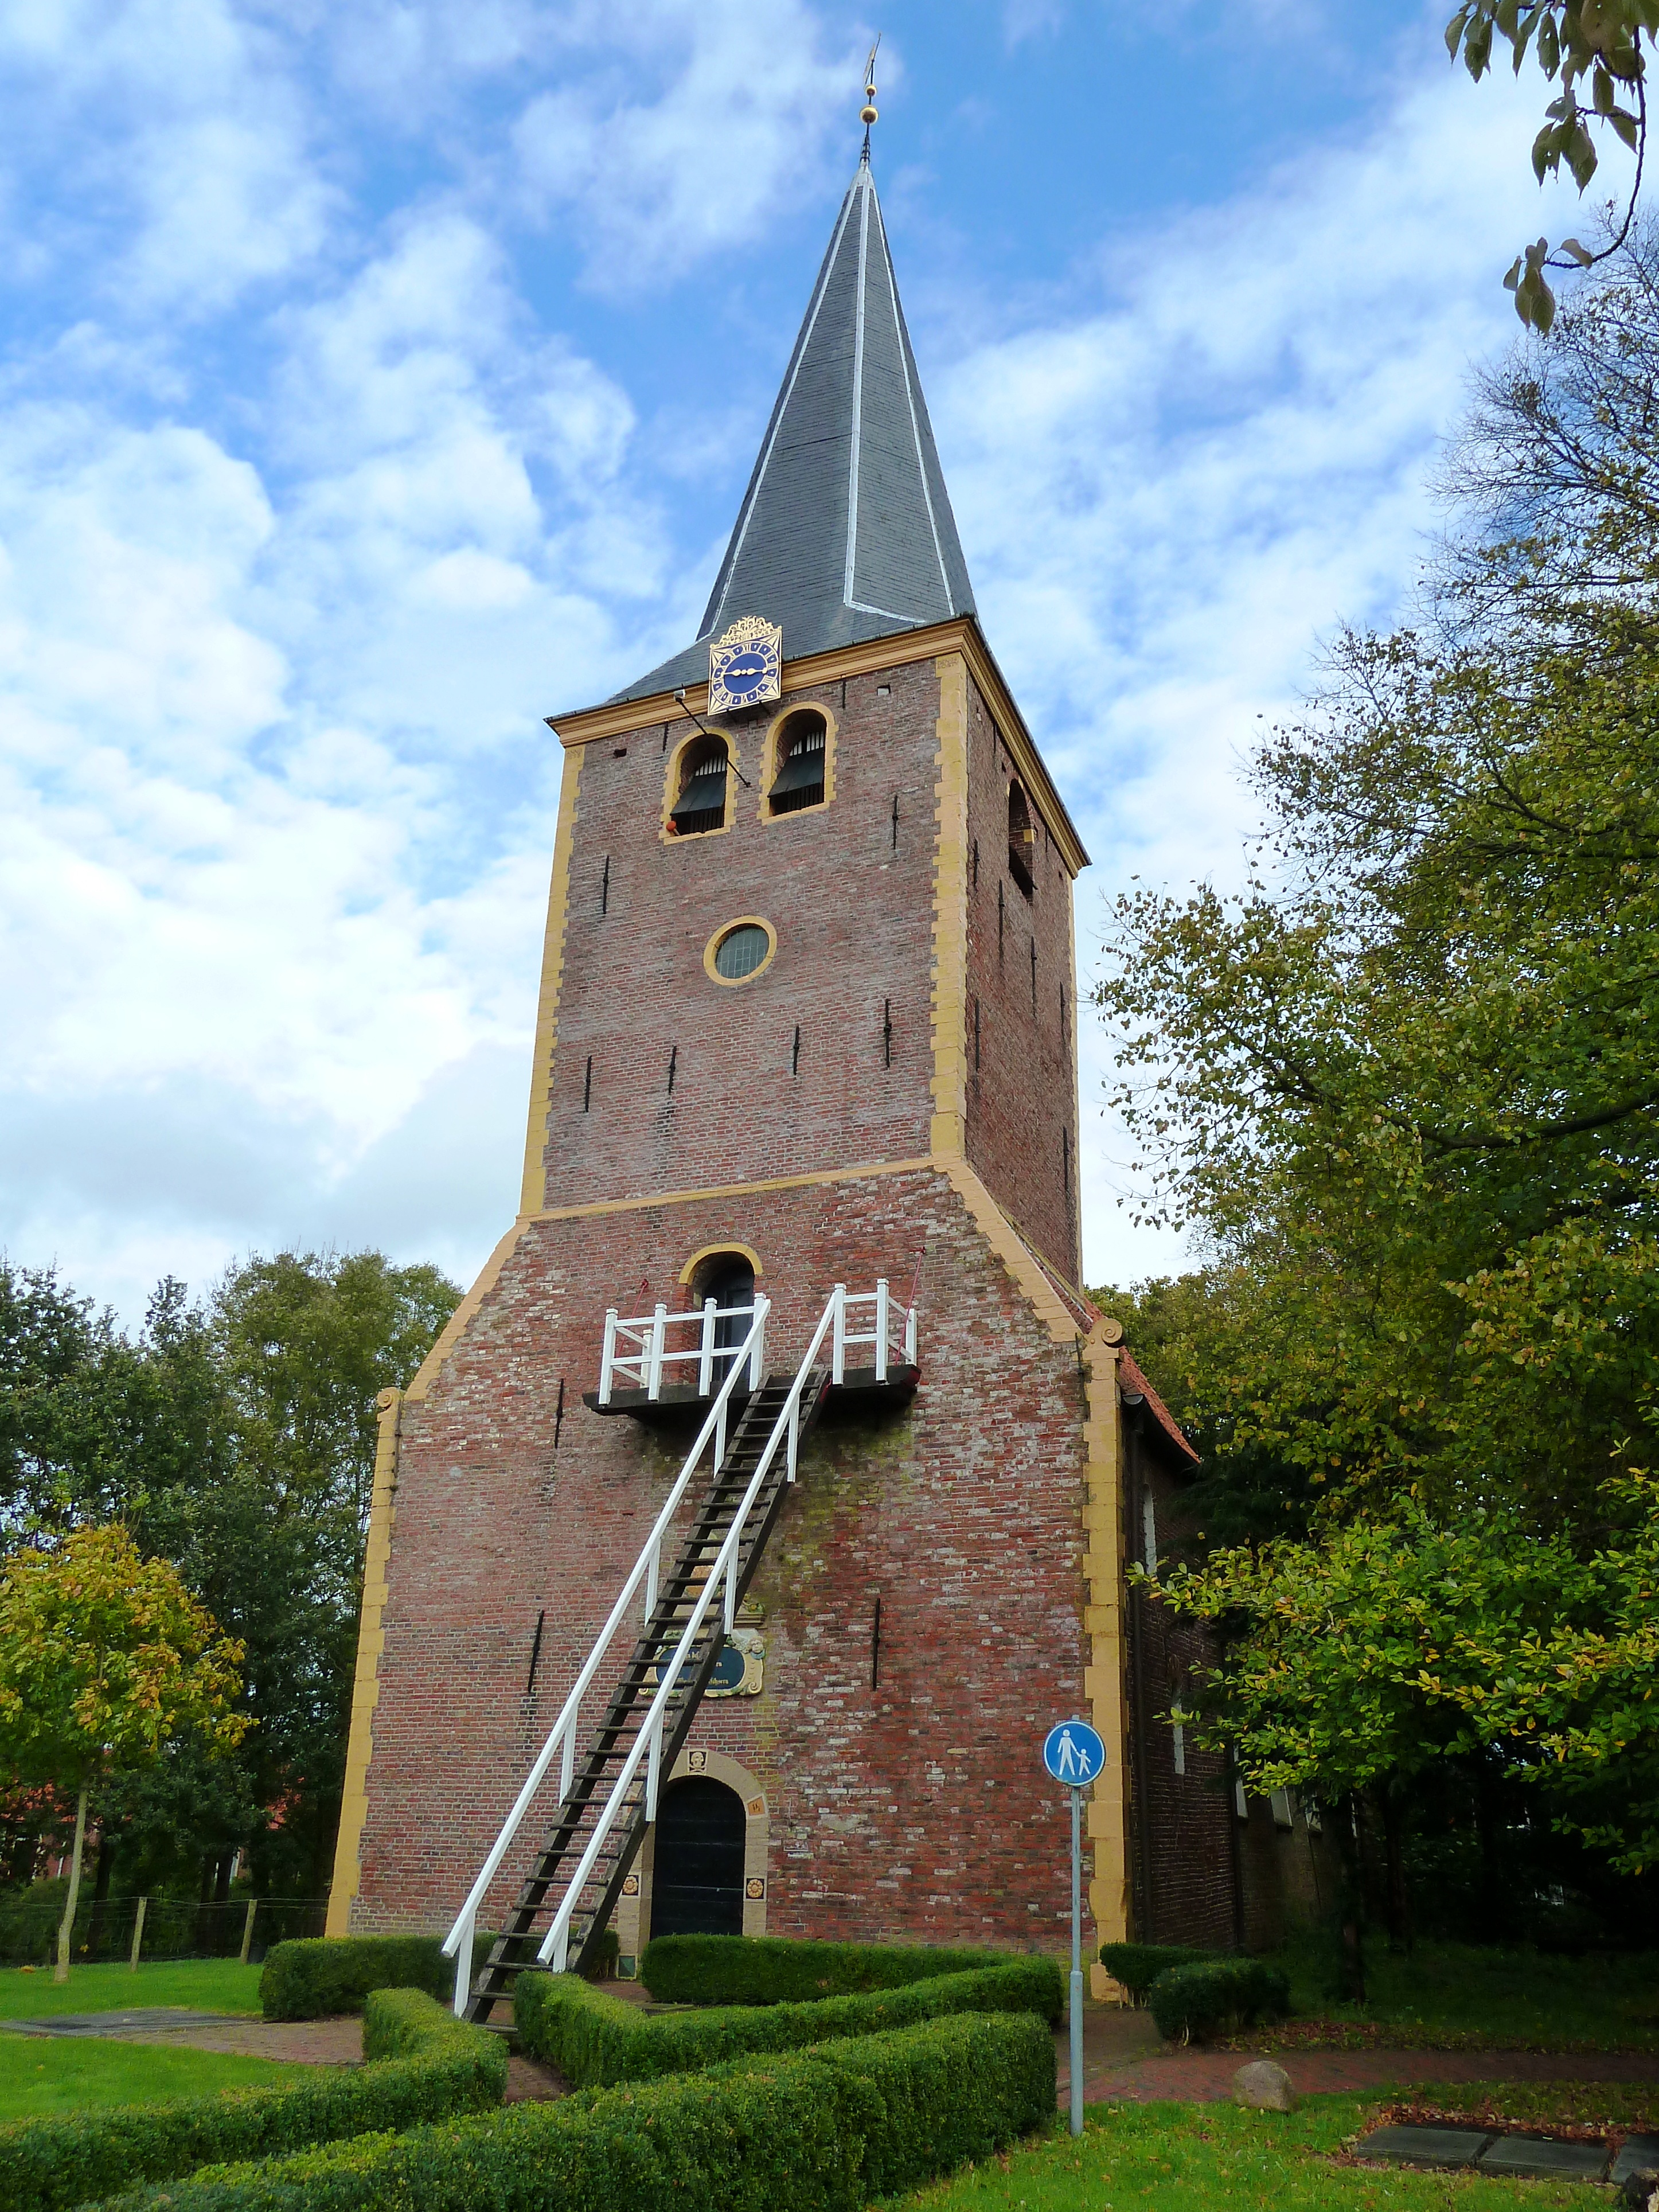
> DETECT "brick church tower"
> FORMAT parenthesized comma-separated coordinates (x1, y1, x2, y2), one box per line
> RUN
(327, 145, 1240, 1998)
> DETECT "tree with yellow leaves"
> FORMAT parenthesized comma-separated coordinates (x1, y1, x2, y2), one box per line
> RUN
(0, 1526, 248, 1981)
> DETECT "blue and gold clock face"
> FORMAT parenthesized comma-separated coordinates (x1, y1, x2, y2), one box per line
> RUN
(721, 649, 770, 700)
(708, 617, 782, 715)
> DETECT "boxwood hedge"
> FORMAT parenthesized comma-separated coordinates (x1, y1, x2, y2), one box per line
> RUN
(259, 1937, 459, 2023)
(1146, 1957, 1292, 2042)
(1, 1990, 505, 2212)
(1096, 1942, 1219, 2005)
(515, 1956, 1065, 2086)
(637, 1932, 1008, 2005)
(96, 2010, 1055, 2212)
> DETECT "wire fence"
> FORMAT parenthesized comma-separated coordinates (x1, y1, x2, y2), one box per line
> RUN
(0, 1893, 329, 1969)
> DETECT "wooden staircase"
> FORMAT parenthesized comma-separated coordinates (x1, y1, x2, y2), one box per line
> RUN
(464, 1366, 829, 2022)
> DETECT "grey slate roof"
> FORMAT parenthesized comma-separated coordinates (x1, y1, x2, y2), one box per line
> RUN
(612, 154, 975, 704)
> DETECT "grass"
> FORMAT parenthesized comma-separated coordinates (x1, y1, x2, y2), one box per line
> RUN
(894, 2094, 1590, 2212)
(0, 1957, 265, 2023)
(0, 2035, 313, 2124)
(1241, 1939, 1659, 2052)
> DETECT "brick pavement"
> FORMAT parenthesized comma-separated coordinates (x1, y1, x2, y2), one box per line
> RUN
(92, 1993, 1659, 2117)
(1063, 2025, 1659, 2106)
(107, 2012, 565, 2104)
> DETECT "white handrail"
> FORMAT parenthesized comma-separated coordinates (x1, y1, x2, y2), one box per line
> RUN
(532, 1289, 845, 1975)
(599, 1298, 764, 1405)
(830, 1278, 916, 1384)
(440, 1294, 771, 2012)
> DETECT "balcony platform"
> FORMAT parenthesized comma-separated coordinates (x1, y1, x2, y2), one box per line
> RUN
(584, 1364, 919, 1422)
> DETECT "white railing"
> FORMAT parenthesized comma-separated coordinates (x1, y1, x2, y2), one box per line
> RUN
(829, 1278, 917, 1384)
(442, 1281, 923, 2011)
(599, 1297, 765, 1403)
(440, 1296, 770, 2013)
(522, 1286, 846, 1980)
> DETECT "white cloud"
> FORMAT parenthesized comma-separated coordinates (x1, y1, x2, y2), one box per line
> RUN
(0, 0, 331, 315)
(510, 0, 871, 292)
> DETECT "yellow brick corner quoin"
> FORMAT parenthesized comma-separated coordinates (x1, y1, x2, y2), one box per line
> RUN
(520, 739, 585, 1217)
(1082, 1329, 1133, 1984)
(326, 1387, 403, 1936)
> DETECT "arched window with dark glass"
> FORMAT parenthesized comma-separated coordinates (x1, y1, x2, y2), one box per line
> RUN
(767, 709, 827, 816)
(1008, 778, 1035, 896)
(670, 736, 729, 835)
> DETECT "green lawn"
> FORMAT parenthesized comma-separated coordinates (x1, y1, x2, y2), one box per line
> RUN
(896, 2094, 1589, 2212)
(0, 1958, 265, 2023)
(0, 2035, 313, 2124)
(1252, 1940, 1659, 2051)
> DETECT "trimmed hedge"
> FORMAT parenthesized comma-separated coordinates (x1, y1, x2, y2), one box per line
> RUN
(638, 1932, 1006, 2005)
(515, 1956, 1065, 2086)
(98, 2011, 1055, 2212)
(1147, 1957, 1292, 2043)
(259, 1936, 454, 2022)
(1098, 1942, 1219, 2004)
(1, 1990, 505, 2212)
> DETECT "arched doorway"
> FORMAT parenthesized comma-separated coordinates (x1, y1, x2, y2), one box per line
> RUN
(649, 1777, 745, 1937)
(699, 1254, 755, 1390)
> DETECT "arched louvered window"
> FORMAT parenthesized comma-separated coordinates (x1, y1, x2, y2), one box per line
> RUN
(670, 736, 730, 836)
(767, 709, 827, 816)
(1008, 779, 1035, 897)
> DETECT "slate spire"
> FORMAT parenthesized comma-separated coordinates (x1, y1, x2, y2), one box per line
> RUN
(612, 154, 975, 704)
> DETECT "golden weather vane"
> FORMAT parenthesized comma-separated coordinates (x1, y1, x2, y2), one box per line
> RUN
(861, 34, 880, 152)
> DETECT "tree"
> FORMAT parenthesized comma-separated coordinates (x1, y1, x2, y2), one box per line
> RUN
(193, 1251, 458, 1895)
(1095, 236, 1659, 1878)
(0, 1249, 458, 1911)
(0, 1526, 247, 1978)
(1446, 1, 1653, 329)
(1149, 1478, 1659, 1874)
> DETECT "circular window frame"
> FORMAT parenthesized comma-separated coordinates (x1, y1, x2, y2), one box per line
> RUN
(704, 916, 778, 988)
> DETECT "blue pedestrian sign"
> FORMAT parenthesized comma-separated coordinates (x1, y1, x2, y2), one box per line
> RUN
(1043, 1718, 1105, 1787)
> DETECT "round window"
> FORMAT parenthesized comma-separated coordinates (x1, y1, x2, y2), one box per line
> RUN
(713, 923, 772, 980)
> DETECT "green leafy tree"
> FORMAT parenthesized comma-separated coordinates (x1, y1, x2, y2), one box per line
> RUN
(146, 1250, 459, 1898)
(0, 1249, 458, 1906)
(1447, 1, 1653, 329)
(0, 1525, 247, 1979)
(1096, 237, 1659, 1875)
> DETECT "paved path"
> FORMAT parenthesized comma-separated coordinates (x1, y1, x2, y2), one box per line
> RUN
(1062, 2022, 1659, 2107)
(22, 1996, 1659, 2116)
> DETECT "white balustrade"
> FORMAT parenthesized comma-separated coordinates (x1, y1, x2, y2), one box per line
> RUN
(598, 1296, 764, 1405)
(440, 1296, 770, 2012)
(829, 1278, 917, 1385)
(443, 1278, 922, 2013)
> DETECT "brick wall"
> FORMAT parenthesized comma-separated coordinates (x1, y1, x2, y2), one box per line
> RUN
(1122, 1421, 1239, 1949)
(350, 1168, 1100, 1953)
(962, 673, 1082, 1283)
(541, 658, 946, 1210)
(1238, 1798, 1340, 1950)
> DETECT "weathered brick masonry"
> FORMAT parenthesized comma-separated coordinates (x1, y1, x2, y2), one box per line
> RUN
(350, 1168, 1094, 1946)
(328, 149, 1244, 1971)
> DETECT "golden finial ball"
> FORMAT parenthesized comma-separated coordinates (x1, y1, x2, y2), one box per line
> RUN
(861, 101, 878, 123)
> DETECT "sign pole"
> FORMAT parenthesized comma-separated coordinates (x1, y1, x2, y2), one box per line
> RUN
(1069, 1783, 1084, 2137)
(1041, 1714, 1104, 2142)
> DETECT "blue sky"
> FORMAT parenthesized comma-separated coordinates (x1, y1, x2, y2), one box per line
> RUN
(0, 0, 1614, 1321)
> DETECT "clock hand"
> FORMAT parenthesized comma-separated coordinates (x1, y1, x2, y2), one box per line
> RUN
(674, 688, 754, 785)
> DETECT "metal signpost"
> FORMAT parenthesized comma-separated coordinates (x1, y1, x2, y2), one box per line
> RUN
(1042, 1716, 1106, 2138)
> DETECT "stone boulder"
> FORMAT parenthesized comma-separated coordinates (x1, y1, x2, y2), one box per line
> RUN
(1233, 2060, 1297, 2113)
